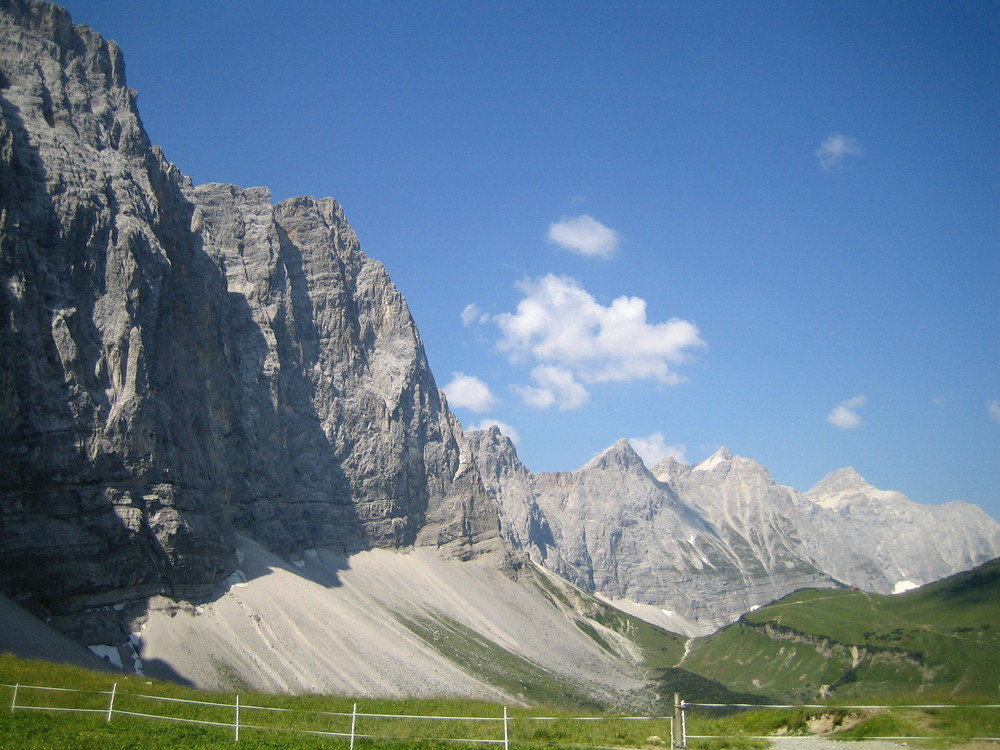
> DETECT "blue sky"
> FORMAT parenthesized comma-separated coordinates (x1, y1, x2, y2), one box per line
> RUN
(63, 1, 999, 518)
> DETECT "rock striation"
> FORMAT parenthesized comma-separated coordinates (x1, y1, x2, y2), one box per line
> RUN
(0, 0, 499, 646)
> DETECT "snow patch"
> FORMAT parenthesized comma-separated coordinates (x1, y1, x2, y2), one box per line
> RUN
(88, 644, 122, 669)
(693, 447, 731, 472)
(224, 569, 248, 588)
(893, 580, 919, 594)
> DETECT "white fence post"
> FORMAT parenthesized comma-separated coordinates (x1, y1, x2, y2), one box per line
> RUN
(350, 702, 357, 750)
(503, 705, 509, 750)
(10, 683, 17, 713)
(235, 694, 240, 742)
(106, 682, 117, 722)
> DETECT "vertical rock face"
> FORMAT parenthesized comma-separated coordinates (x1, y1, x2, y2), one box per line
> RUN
(189, 183, 498, 555)
(0, 0, 498, 641)
(0, 1, 241, 639)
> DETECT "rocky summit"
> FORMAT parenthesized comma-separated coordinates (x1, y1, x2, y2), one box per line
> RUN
(1, 0, 999, 690)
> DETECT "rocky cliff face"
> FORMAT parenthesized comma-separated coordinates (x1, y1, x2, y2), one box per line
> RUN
(0, 0, 498, 645)
(466, 437, 1000, 630)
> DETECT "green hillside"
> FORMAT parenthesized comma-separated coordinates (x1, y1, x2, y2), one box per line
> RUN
(681, 558, 1000, 701)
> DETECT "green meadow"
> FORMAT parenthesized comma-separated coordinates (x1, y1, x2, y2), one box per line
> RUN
(683, 559, 1000, 702)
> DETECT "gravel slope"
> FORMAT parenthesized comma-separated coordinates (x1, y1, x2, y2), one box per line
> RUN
(135, 539, 651, 703)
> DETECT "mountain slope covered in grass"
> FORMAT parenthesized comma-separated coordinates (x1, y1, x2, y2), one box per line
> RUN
(680, 557, 1000, 701)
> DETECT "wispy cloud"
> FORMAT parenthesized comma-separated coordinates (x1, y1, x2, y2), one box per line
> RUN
(466, 418, 521, 445)
(816, 133, 862, 170)
(461, 302, 493, 327)
(442, 372, 497, 412)
(547, 215, 621, 258)
(494, 274, 705, 409)
(827, 394, 867, 429)
(989, 399, 1000, 424)
(461, 303, 481, 326)
(628, 432, 687, 468)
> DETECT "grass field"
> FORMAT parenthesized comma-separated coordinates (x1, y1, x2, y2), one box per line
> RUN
(3, 653, 998, 749)
(0, 653, 679, 749)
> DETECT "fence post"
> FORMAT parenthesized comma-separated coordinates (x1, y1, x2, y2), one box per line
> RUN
(106, 682, 117, 723)
(503, 705, 509, 750)
(350, 702, 357, 750)
(673, 693, 686, 749)
(235, 694, 240, 742)
(10, 684, 17, 713)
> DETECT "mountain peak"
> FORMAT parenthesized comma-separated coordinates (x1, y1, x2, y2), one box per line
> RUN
(651, 455, 689, 483)
(583, 438, 646, 472)
(693, 446, 733, 472)
(807, 467, 873, 495)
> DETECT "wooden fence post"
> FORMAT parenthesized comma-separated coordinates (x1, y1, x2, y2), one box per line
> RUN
(673, 693, 686, 748)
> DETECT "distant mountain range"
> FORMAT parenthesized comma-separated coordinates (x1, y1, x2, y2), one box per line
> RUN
(469, 430, 1000, 630)
(1, 0, 998, 703)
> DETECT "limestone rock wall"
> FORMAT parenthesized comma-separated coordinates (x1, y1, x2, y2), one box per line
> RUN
(0, 0, 498, 643)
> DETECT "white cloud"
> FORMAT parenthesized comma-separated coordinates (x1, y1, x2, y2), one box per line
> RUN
(461, 303, 483, 326)
(442, 372, 498, 412)
(628, 432, 687, 468)
(816, 133, 862, 169)
(512, 364, 590, 411)
(827, 394, 867, 429)
(547, 215, 621, 258)
(989, 399, 1000, 424)
(494, 274, 704, 411)
(466, 418, 521, 445)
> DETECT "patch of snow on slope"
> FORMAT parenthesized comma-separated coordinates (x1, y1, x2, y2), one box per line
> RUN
(88, 644, 122, 669)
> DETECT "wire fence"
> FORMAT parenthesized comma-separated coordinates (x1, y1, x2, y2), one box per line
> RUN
(5, 681, 674, 749)
(680, 698, 1000, 744)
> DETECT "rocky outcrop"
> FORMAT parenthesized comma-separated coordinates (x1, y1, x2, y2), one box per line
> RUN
(0, 0, 498, 645)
